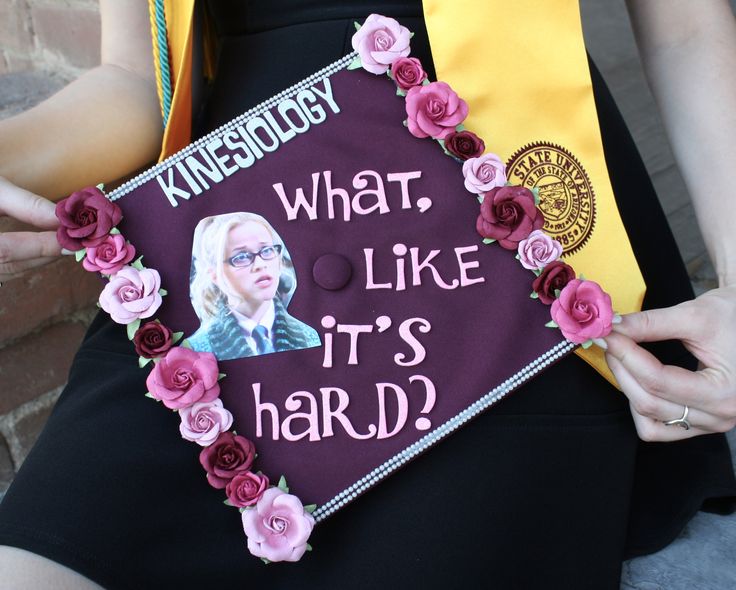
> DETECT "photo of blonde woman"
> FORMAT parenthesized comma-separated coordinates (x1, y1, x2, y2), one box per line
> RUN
(186, 212, 320, 360)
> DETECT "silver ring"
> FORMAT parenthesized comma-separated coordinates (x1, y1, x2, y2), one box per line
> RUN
(663, 405, 691, 430)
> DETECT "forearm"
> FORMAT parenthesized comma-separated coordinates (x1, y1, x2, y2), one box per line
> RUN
(0, 64, 162, 200)
(626, 0, 736, 286)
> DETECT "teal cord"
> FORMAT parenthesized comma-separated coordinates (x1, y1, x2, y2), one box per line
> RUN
(154, 0, 172, 127)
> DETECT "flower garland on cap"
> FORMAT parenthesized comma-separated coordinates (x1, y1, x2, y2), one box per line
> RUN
(54, 13, 616, 565)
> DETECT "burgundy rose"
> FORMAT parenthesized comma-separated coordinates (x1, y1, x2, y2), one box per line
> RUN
(134, 321, 174, 358)
(444, 130, 485, 160)
(532, 261, 576, 305)
(226, 471, 270, 508)
(55, 187, 122, 251)
(476, 185, 545, 249)
(199, 432, 256, 489)
(391, 57, 427, 91)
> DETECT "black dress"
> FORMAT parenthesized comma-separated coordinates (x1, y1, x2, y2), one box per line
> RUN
(0, 2, 734, 588)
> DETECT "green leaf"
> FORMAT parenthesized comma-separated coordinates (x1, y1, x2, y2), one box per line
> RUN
(304, 504, 317, 514)
(224, 498, 234, 507)
(455, 124, 466, 132)
(306, 543, 313, 552)
(218, 372, 226, 381)
(138, 356, 152, 368)
(437, 139, 446, 149)
(172, 331, 184, 344)
(126, 318, 141, 340)
(180, 339, 192, 350)
(532, 268, 542, 277)
(354, 21, 361, 31)
(409, 31, 415, 38)
(396, 87, 406, 97)
(531, 186, 541, 206)
(545, 320, 558, 328)
(530, 291, 539, 299)
(277, 476, 289, 494)
(347, 56, 362, 70)
(581, 340, 593, 349)
(144, 392, 155, 399)
(421, 78, 430, 86)
(554, 289, 561, 298)
(477, 195, 484, 204)
(482, 238, 495, 245)
(74, 248, 86, 262)
(96, 183, 105, 191)
(131, 256, 145, 271)
(579, 273, 586, 281)
(261, 558, 271, 565)
(159, 288, 168, 297)
(109, 227, 121, 235)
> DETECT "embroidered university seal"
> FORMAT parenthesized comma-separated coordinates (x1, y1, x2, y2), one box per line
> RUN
(506, 142, 595, 255)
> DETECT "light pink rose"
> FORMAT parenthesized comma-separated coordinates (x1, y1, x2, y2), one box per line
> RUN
(146, 347, 220, 410)
(242, 487, 315, 562)
(98, 265, 162, 324)
(82, 233, 136, 275)
(405, 81, 469, 139)
(462, 153, 507, 194)
(179, 399, 233, 446)
(227, 471, 269, 508)
(551, 279, 613, 343)
(517, 230, 563, 270)
(352, 14, 411, 75)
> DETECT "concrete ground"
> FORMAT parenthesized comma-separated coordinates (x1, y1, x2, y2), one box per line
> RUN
(0, 0, 734, 588)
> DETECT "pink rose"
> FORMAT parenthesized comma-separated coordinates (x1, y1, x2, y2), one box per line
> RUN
(551, 279, 614, 344)
(352, 14, 411, 75)
(391, 57, 427, 91)
(146, 347, 220, 410)
(405, 81, 469, 140)
(476, 186, 545, 250)
(517, 230, 563, 270)
(199, 431, 255, 489)
(444, 130, 485, 160)
(226, 471, 270, 508)
(242, 488, 315, 562)
(98, 265, 162, 324)
(55, 186, 122, 250)
(82, 233, 136, 275)
(462, 153, 507, 194)
(532, 261, 576, 305)
(179, 399, 233, 446)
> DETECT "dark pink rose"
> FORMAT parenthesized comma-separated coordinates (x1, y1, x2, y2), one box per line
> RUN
(391, 57, 427, 91)
(82, 233, 135, 274)
(98, 265, 162, 324)
(444, 130, 485, 160)
(405, 81, 469, 140)
(146, 347, 220, 410)
(532, 261, 576, 305)
(476, 185, 545, 250)
(133, 321, 174, 358)
(199, 432, 255, 489)
(351, 14, 411, 75)
(226, 471, 269, 508)
(55, 187, 122, 251)
(551, 279, 614, 343)
(242, 488, 315, 562)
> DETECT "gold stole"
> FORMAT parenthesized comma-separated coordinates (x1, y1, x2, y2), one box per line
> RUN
(152, 0, 645, 385)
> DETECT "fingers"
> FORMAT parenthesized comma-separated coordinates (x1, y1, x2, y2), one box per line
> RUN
(606, 354, 732, 439)
(0, 231, 61, 264)
(604, 331, 727, 414)
(0, 177, 59, 230)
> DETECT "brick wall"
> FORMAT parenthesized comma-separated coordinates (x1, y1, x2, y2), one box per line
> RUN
(0, 0, 102, 497)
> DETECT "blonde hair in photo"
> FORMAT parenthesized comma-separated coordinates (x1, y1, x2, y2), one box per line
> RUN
(189, 212, 296, 323)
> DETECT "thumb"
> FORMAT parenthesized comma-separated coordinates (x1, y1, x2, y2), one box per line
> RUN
(612, 303, 697, 343)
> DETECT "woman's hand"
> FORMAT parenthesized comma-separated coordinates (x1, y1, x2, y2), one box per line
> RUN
(605, 286, 736, 441)
(0, 176, 61, 284)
